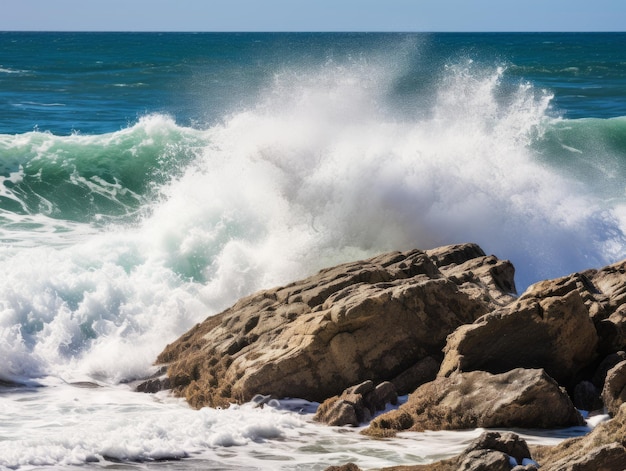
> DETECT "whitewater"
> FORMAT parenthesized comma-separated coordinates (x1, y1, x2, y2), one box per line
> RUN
(1, 32, 625, 469)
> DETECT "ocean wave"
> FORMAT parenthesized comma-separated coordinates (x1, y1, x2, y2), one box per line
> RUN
(0, 115, 207, 228)
(1, 57, 625, 386)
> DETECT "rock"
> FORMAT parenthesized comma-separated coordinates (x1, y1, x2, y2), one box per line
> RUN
(315, 396, 361, 426)
(314, 380, 398, 426)
(457, 449, 511, 471)
(365, 368, 583, 436)
(356, 431, 534, 471)
(592, 351, 626, 389)
(324, 464, 362, 471)
(347, 405, 626, 471)
(427, 243, 517, 306)
(439, 277, 599, 387)
(463, 431, 531, 464)
(587, 259, 626, 310)
(390, 355, 440, 396)
(585, 259, 626, 353)
(532, 402, 626, 471)
(602, 360, 626, 416)
(152, 244, 501, 408)
(368, 381, 398, 411)
(572, 380, 602, 412)
(596, 306, 626, 355)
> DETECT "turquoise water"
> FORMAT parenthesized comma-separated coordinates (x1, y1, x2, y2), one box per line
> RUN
(0, 33, 625, 470)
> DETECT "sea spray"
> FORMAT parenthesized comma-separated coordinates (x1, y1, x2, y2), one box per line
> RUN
(1, 33, 626, 469)
(2, 56, 626, 385)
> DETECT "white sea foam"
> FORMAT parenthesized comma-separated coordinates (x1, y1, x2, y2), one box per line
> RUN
(0, 383, 594, 471)
(2, 58, 625, 384)
(1, 57, 624, 469)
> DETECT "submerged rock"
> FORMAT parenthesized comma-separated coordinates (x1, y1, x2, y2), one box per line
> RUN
(150, 243, 510, 408)
(365, 368, 583, 436)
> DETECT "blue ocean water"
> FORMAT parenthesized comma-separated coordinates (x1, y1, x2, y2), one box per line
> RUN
(0, 32, 625, 469)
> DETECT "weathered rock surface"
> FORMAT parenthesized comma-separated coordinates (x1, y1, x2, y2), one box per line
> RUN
(602, 360, 626, 417)
(152, 243, 511, 408)
(463, 431, 532, 464)
(314, 380, 398, 426)
(439, 274, 599, 386)
(532, 403, 626, 471)
(365, 368, 583, 436)
(584, 259, 626, 354)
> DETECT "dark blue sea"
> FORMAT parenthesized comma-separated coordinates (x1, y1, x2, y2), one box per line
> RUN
(0, 32, 624, 469)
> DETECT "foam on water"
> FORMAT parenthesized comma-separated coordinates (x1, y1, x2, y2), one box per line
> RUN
(2, 56, 626, 384)
(1, 54, 625, 469)
(0, 383, 593, 470)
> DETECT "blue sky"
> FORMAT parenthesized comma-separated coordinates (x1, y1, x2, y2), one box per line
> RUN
(2, 0, 625, 32)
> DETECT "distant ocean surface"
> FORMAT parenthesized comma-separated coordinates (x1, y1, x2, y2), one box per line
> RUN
(1, 32, 625, 469)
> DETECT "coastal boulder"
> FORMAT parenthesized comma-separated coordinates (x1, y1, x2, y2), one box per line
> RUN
(438, 275, 599, 386)
(152, 244, 504, 408)
(532, 403, 626, 471)
(365, 368, 583, 436)
(602, 360, 626, 417)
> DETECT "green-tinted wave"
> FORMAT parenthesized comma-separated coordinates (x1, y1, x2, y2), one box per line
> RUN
(0, 115, 207, 225)
(534, 116, 626, 199)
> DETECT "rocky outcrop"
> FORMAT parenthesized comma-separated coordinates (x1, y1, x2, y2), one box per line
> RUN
(365, 368, 583, 436)
(438, 276, 599, 386)
(145, 241, 626, 470)
(152, 243, 512, 408)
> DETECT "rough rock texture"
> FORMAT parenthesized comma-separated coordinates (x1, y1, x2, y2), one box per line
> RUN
(153, 243, 512, 408)
(463, 431, 532, 464)
(602, 360, 626, 417)
(532, 403, 626, 471)
(456, 450, 512, 471)
(365, 368, 583, 436)
(593, 351, 626, 389)
(314, 380, 398, 426)
(324, 465, 361, 471)
(584, 259, 626, 354)
(389, 355, 440, 396)
(439, 275, 599, 386)
(427, 244, 517, 306)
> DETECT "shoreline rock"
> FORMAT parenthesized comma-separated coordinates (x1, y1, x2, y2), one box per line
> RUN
(314, 380, 398, 426)
(139, 242, 626, 470)
(328, 404, 626, 471)
(365, 368, 583, 437)
(149, 243, 510, 408)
